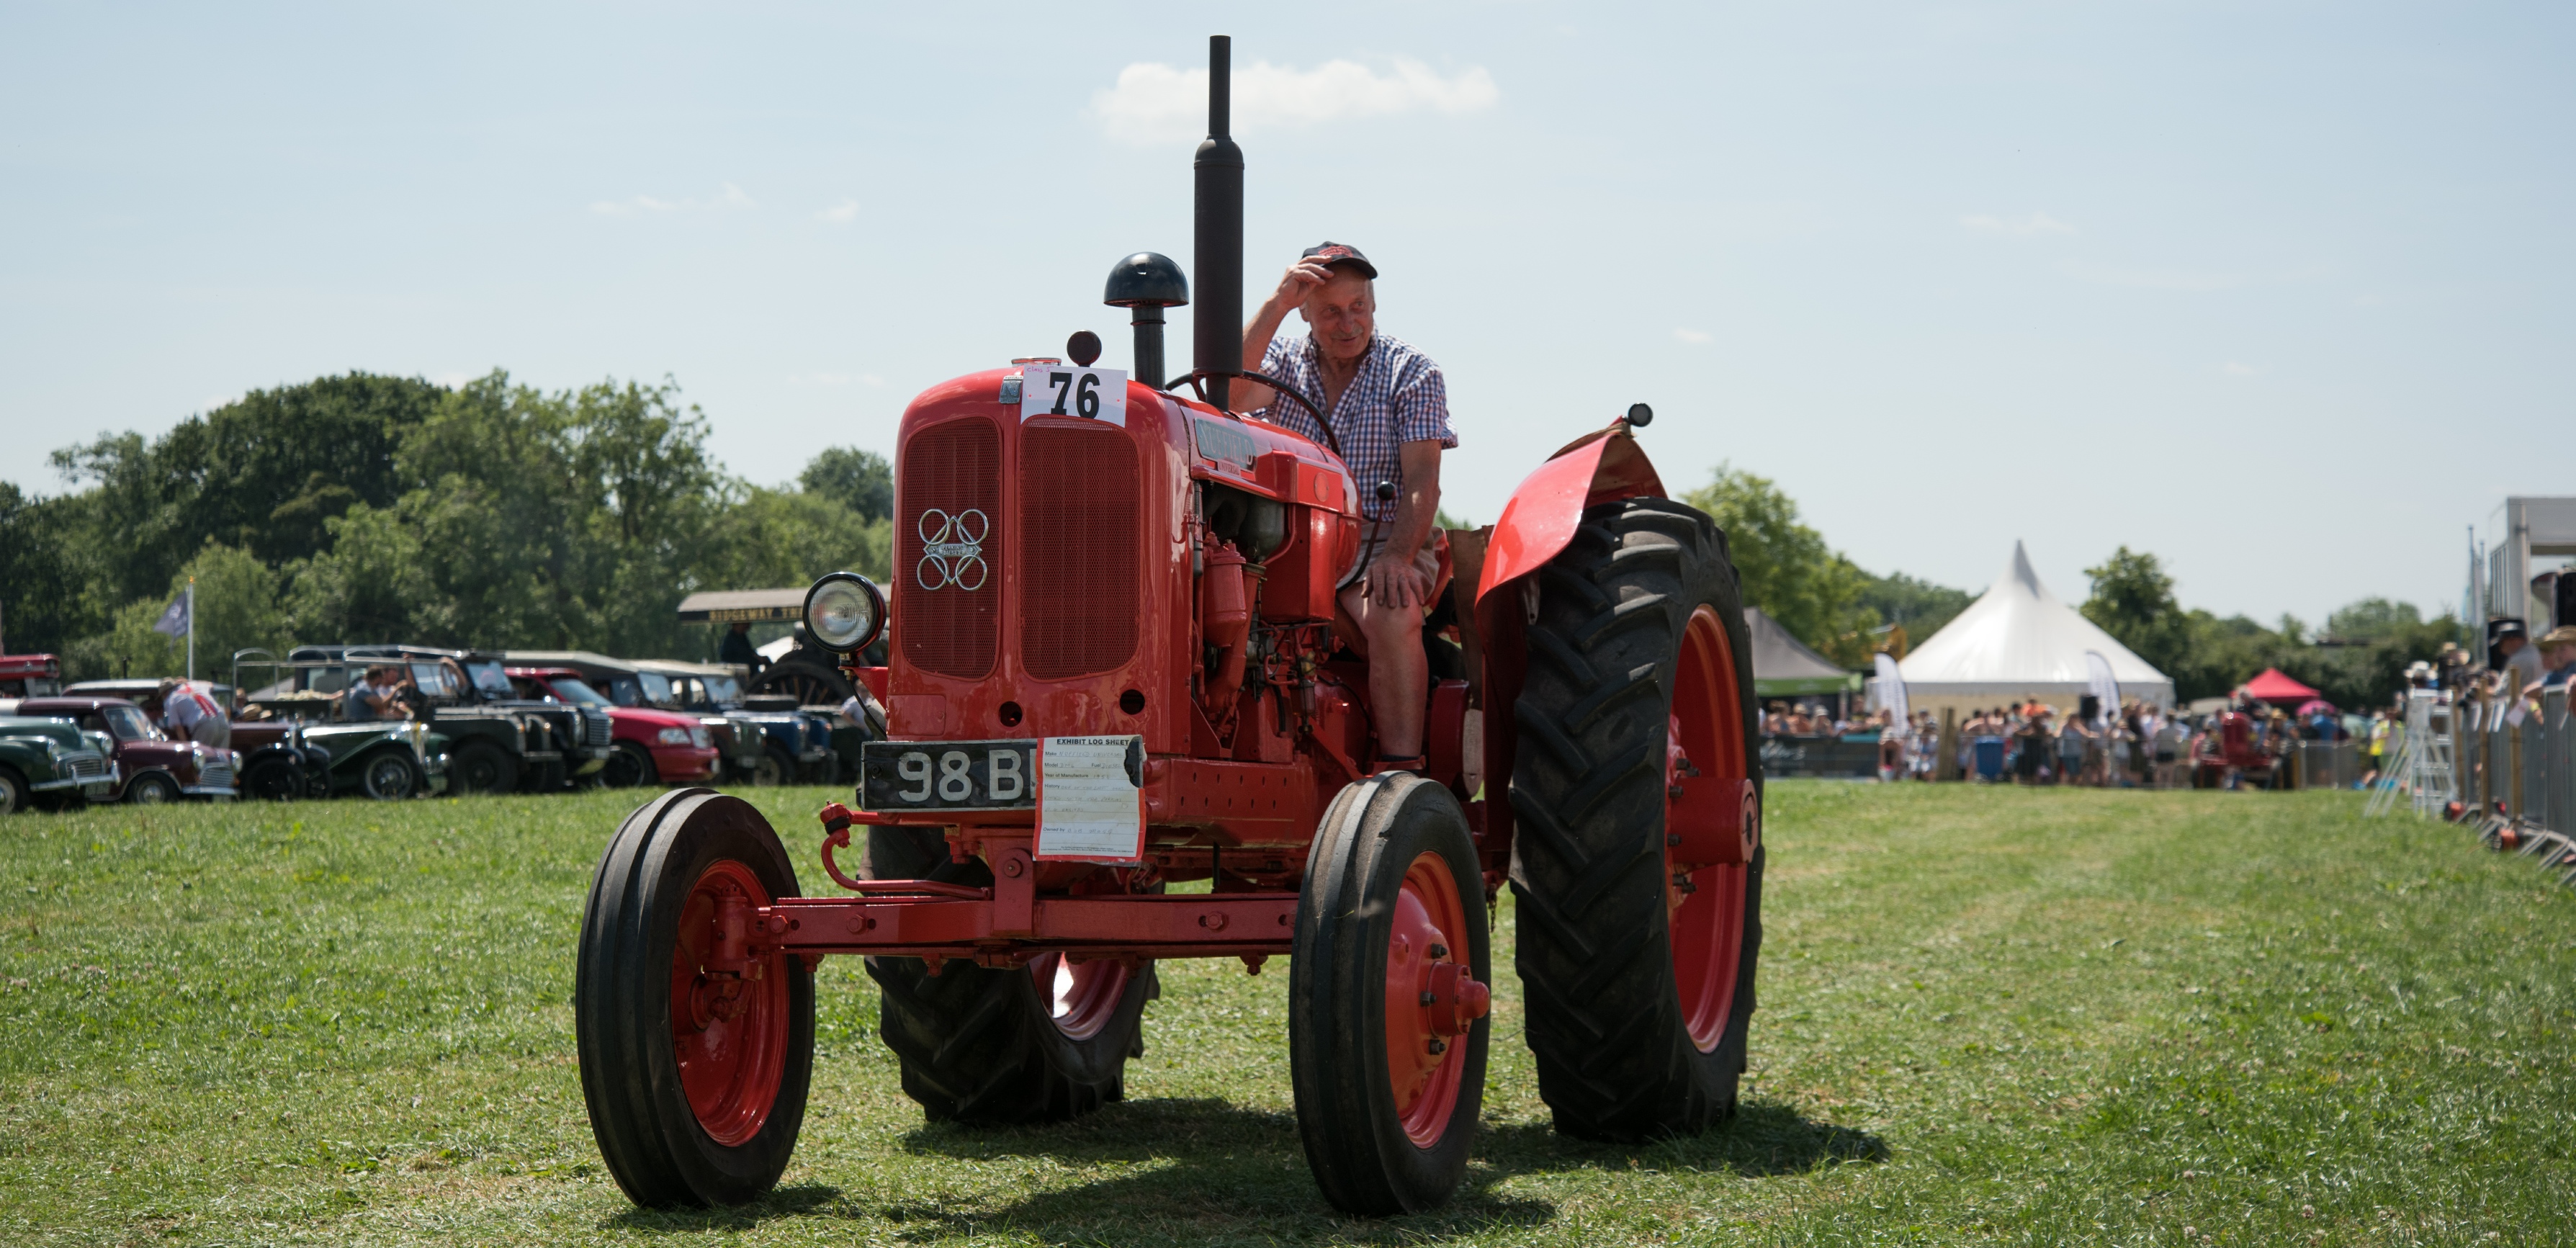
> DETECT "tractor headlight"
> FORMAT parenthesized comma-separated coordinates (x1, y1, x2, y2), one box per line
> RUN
(803, 572, 885, 655)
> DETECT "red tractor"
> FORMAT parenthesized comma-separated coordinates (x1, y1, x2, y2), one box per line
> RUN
(575, 36, 1764, 1216)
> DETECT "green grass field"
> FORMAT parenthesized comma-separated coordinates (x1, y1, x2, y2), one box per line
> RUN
(2, 782, 2569, 1246)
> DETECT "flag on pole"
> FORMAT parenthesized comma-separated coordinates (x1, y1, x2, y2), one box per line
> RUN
(151, 590, 190, 638)
(1871, 652, 1908, 725)
(2083, 650, 2120, 727)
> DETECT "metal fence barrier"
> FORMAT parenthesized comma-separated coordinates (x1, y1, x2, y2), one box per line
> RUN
(2393, 684, 2576, 890)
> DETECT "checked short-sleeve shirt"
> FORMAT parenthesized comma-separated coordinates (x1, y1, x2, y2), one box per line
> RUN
(1252, 333, 1456, 524)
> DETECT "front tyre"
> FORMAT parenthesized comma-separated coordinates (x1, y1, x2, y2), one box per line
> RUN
(578, 790, 814, 1207)
(1509, 496, 1764, 1141)
(861, 825, 1155, 1123)
(360, 751, 423, 801)
(1291, 774, 1491, 1216)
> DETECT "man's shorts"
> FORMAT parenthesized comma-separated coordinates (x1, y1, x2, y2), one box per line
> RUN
(1339, 520, 1446, 602)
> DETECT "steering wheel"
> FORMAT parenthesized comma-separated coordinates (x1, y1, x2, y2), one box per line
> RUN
(1162, 368, 1339, 457)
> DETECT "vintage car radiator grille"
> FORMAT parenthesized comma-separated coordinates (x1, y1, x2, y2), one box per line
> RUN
(66, 755, 110, 781)
(898, 418, 1001, 679)
(582, 707, 612, 748)
(198, 762, 235, 789)
(1019, 421, 1139, 680)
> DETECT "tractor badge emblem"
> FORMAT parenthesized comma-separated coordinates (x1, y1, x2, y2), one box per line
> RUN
(916, 508, 989, 591)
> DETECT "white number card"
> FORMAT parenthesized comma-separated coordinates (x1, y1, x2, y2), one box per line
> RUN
(1018, 364, 1128, 427)
(1036, 735, 1146, 861)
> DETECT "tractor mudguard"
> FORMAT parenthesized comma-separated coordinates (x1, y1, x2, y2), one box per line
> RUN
(1473, 422, 1666, 606)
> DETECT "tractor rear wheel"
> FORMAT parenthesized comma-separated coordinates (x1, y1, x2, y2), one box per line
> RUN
(578, 789, 814, 1207)
(1290, 774, 1491, 1215)
(1509, 496, 1764, 1141)
(861, 826, 1156, 1123)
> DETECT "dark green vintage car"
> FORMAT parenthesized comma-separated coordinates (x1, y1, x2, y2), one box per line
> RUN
(0, 715, 121, 814)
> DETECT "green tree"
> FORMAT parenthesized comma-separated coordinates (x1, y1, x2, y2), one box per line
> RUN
(2081, 547, 2190, 676)
(62, 542, 287, 681)
(1684, 464, 1878, 665)
(0, 482, 93, 656)
(799, 447, 894, 522)
(1857, 570, 1973, 647)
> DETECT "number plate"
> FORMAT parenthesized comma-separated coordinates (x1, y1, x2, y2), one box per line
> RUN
(860, 740, 1038, 812)
(1018, 364, 1128, 426)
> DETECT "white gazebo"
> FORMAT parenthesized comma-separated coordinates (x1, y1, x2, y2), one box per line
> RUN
(1890, 541, 2175, 720)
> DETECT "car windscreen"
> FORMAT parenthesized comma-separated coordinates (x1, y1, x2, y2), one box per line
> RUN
(547, 678, 614, 707)
(637, 673, 673, 706)
(701, 675, 742, 704)
(408, 663, 461, 701)
(465, 660, 515, 699)
(101, 705, 159, 741)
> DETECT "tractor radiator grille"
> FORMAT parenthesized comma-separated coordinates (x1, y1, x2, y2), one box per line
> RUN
(1019, 420, 1139, 680)
(898, 418, 1001, 680)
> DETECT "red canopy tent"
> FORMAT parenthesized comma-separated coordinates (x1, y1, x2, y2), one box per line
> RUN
(2238, 668, 2320, 706)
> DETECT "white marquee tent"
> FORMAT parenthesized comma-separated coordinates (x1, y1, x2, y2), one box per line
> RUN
(1889, 541, 2176, 714)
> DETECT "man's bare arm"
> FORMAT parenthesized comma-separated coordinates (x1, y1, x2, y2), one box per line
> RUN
(1368, 439, 1445, 609)
(1236, 258, 1332, 411)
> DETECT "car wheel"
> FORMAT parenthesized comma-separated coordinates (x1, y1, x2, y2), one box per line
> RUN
(241, 758, 302, 801)
(753, 745, 795, 788)
(452, 742, 519, 796)
(125, 772, 183, 805)
(603, 742, 658, 789)
(362, 751, 423, 800)
(0, 768, 24, 815)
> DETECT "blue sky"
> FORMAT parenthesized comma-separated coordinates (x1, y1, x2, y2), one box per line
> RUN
(4, 1, 2567, 626)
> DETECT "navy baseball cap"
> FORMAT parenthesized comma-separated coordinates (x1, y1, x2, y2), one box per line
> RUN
(1301, 241, 1377, 279)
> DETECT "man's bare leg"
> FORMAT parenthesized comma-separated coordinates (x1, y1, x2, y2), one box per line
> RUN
(1341, 581, 1427, 760)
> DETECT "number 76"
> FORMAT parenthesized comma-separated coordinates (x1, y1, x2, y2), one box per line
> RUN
(1046, 370, 1101, 419)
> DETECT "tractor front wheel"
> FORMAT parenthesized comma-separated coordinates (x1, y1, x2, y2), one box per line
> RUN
(577, 789, 814, 1206)
(861, 826, 1156, 1123)
(1509, 496, 1764, 1141)
(1290, 774, 1491, 1215)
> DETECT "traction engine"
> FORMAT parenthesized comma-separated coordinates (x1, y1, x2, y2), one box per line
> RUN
(575, 35, 1768, 1216)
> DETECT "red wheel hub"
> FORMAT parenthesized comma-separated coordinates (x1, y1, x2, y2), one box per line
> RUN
(1666, 604, 1751, 1053)
(1384, 852, 1487, 1146)
(668, 860, 789, 1145)
(1028, 953, 1132, 1040)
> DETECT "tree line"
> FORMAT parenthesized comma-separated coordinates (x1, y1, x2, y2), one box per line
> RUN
(0, 372, 894, 680)
(1681, 464, 2459, 709)
(1, 372, 2456, 706)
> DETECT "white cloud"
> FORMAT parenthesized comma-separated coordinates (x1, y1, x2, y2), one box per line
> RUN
(591, 184, 758, 216)
(1674, 328, 1713, 345)
(2222, 362, 2260, 376)
(817, 199, 860, 224)
(1092, 58, 1499, 145)
(2055, 260, 2243, 292)
(1960, 212, 2076, 236)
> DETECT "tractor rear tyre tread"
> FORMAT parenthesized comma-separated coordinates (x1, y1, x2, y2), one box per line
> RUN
(861, 825, 1156, 1124)
(1509, 495, 1765, 1142)
(577, 789, 814, 1206)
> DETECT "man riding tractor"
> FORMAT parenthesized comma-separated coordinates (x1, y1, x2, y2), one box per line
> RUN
(1237, 241, 1453, 778)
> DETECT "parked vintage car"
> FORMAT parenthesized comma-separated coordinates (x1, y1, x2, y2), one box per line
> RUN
(502, 666, 720, 789)
(632, 658, 843, 784)
(502, 650, 823, 786)
(62, 678, 237, 719)
(231, 656, 454, 799)
(0, 654, 66, 700)
(272, 646, 611, 794)
(0, 714, 120, 813)
(10, 696, 237, 802)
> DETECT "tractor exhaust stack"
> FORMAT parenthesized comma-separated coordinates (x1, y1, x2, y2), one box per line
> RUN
(1193, 34, 1243, 410)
